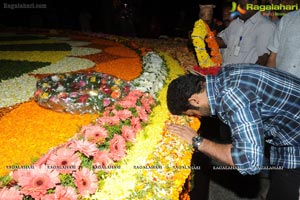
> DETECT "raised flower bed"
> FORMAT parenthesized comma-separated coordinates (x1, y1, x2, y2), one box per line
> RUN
(0, 31, 199, 199)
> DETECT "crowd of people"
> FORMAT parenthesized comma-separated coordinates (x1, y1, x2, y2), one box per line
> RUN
(168, 0, 300, 200)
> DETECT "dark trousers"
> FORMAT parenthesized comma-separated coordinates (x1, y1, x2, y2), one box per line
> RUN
(266, 168, 300, 200)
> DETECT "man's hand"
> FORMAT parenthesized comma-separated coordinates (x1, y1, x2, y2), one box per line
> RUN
(167, 124, 234, 166)
(266, 52, 277, 68)
(166, 124, 198, 145)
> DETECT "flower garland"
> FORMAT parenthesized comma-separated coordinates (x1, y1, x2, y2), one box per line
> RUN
(191, 19, 222, 75)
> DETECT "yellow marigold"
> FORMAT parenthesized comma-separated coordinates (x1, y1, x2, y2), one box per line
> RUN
(0, 100, 97, 176)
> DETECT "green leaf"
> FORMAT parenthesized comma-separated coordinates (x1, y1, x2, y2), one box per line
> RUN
(79, 153, 93, 169)
(59, 173, 76, 188)
(0, 175, 12, 187)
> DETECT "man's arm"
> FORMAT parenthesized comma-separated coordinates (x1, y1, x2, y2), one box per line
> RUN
(166, 124, 234, 166)
(198, 138, 234, 166)
(256, 53, 269, 66)
(266, 52, 277, 68)
(216, 36, 227, 48)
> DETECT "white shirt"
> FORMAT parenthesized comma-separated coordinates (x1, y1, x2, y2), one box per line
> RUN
(267, 10, 300, 78)
(219, 12, 275, 66)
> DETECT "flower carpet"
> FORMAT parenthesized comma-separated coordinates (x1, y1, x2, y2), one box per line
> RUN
(0, 30, 200, 199)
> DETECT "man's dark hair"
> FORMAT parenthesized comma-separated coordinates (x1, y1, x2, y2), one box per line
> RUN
(167, 73, 206, 115)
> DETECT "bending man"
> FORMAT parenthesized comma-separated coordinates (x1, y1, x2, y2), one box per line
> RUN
(167, 64, 300, 200)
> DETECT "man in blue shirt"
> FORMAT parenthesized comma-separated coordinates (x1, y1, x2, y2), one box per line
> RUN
(167, 64, 300, 200)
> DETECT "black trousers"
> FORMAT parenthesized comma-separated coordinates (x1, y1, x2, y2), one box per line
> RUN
(266, 168, 300, 200)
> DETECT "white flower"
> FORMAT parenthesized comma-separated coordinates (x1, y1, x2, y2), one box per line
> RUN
(70, 47, 102, 56)
(56, 85, 65, 92)
(31, 57, 95, 74)
(0, 74, 37, 108)
(51, 75, 60, 82)
(132, 52, 168, 98)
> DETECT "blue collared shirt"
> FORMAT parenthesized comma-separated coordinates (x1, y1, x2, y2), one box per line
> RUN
(206, 64, 300, 175)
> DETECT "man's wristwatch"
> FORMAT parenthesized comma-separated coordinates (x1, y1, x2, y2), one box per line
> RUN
(192, 135, 204, 151)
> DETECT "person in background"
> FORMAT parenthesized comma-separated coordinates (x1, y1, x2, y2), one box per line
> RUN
(188, 3, 223, 51)
(198, 4, 224, 35)
(118, 0, 136, 37)
(221, 2, 235, 29)
(78, 9, 92, 32)
(216, 0, 275, 66)
(219, 2, 236, 73)
(267, 9, 300, 78)
(167, 64, 300, 200)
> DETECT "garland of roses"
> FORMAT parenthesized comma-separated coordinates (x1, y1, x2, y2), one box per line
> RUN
(191, 19, 222, 75)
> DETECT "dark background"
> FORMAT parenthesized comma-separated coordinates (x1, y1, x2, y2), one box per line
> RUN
(0, 0, 224, 38)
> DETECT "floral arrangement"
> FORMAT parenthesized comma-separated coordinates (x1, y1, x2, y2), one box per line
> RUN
(0, 52, 196, 199)
(0, 90, 156, 199)
(131, 52, 168, 97)
(34, 72, 132, 114)
(129, 115, 200, 200)
(0, 31, 198, 200)
(191, 19, 222, 75)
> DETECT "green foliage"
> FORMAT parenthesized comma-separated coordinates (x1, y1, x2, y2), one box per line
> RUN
(97, 140, 110, 150)
(96, 170, 108, 179)
(104, 124, 122, 138)
(79, 153, 93, 169)
(59, 173, 76, 188)
(47, 188, 55, 194)
(128, 107, 138, 117)
(126, 141, 134, 149)
(114, 104, 123, 111)
(0, 59, 50, 81)
(122, 119, 131, 126)
(0, 175, 12, 187)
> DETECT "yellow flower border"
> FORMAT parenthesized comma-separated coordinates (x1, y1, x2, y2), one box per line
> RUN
(90, 52, 197, 199)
